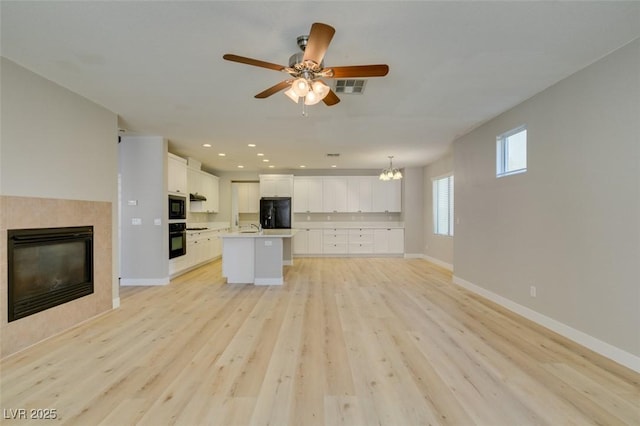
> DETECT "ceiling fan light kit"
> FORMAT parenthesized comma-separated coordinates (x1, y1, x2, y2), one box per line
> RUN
(223, 22, 389, 112)
(380, 156, 403, 181)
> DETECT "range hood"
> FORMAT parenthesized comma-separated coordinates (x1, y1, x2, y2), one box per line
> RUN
(190, 193, 207, 202)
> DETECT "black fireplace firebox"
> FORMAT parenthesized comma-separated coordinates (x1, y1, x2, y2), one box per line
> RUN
(7, 226, 94, 322)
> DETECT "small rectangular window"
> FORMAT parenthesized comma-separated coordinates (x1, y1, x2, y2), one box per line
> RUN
(433, 175, 454, 236)
(497, 126, 527, 177)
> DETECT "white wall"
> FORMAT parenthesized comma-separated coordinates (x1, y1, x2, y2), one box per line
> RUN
(119, 136, 168, 284)
(0, 57, 119, 301)
(452, 40, 639, 364)
(402, 167, 424, 256)
(423, 150, 454, 268)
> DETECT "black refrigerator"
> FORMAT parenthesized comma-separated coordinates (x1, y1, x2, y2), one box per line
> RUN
(260, 197, 291, 229)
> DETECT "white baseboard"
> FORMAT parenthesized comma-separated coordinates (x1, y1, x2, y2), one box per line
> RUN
(120, 277, 170, 286)
(112, 297, 120, 309)
(404, 253, 424, 259)
(422, 255, 453, 272)
(453, 275, 640, 373)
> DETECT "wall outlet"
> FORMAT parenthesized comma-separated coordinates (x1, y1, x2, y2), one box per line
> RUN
(530, 285, 537, 298)
(306, 215, 310, 221)
(131, 218, 142, 225)
(327, 215, 331, 220)
(154, 218, 161, 226)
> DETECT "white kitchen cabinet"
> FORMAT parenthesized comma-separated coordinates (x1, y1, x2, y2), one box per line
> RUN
(372, 179, 402, 213)
(188, 168, 219, 213)
(237, 182, 260, 213)
(322, 177, 348, 213)
(171, 228, 226, 277)
(260, 174, 293, 197)
(347, 176, 374, 213)
(322, 228, 348, 254)
(347, 228, 374, 254)
(168, 153, 187, 194)
(293, 228, 323, 254)
(294, 177, 323, 213)
(373, 228, 404, 254)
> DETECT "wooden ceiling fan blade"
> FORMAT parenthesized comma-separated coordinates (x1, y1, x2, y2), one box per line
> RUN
(255, 80, 292, 98)
(223, 54, 286, 72)
(329, 64, 389, 78)
(323, 90, 340, 106)
(302, 23, 335, 66)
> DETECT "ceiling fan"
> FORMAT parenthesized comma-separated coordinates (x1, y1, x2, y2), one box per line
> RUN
(223, 22, 389, 107)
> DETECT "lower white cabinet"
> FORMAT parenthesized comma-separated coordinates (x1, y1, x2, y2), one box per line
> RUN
(348, 229, 374, 254)
(170, 228, 227, 276)
(293, 227, 404, 255)
(373, 229, 404, 254)
(293, 229, 323, 254)
(323, 229, 348, 254)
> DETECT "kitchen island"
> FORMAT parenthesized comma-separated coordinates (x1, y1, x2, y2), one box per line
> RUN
(219, 229, 297, 285)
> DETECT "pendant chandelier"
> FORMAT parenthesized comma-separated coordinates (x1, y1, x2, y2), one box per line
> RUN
(379, 156, 403, 181)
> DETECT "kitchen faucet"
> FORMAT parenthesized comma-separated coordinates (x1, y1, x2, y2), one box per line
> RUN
(251, 223, 261, 231)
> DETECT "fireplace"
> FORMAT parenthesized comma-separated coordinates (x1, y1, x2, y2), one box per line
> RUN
(7, 226, 94, 322)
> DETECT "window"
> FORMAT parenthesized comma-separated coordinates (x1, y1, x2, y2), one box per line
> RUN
(433, 175, 454, 236)
(497, 125, 527, 177)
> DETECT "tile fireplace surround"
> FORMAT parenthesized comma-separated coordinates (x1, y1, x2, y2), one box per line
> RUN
(0, 196, 113, 358)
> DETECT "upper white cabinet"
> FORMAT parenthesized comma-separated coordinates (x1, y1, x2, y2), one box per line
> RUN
(293, 177, 323, 213)
(372, 179, 402, 213)
(188, 168, 219, 213)
(167, 153, 187, 194)
(260, 174, 293, 197)
(347, 176, 374, 213)
(237, 182, 260, 213)
(322, 177, 348, 213)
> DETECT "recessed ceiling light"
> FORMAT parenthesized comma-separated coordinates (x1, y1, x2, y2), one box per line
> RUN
(248, 144, 256, 147)
(218, 153, 226, 157)
(202, 143, 212, 148)
(237, 165, 244, 168)
(262, 159, 269, 163)
(257, 153, 264, 156)
(331, 165, 337, 168)
(268, 165, 275, 168)
(299, 165, 306, 168)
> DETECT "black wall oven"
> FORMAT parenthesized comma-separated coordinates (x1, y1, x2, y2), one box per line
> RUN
(169, 222, 186, 259)
(168, 195, 186, 220)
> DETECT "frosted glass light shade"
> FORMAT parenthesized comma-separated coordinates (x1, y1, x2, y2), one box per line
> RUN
(292, 78, 310, 97)
(284, 87, 299, 103)
(304, 91, 322, 105)
(311, 80, 330, 99)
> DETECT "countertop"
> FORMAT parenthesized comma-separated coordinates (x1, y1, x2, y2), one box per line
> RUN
(292, 221, 404, 229)
(220, 229, 298, 238)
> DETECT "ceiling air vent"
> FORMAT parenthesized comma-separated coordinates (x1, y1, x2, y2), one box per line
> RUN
(334, 79, 367, 94)
(326, 153, 340, 157)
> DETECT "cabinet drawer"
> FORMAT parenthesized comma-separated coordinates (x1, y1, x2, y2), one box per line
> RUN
(348, 243, 374, 254)
(323, 243, 348, 254)
(323, 228, 348, 235)
(324, 234, 347, 244)
(347, 229, 374, 243)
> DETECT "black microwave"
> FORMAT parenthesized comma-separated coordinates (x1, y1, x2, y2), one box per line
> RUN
(168, 195, 186, 220)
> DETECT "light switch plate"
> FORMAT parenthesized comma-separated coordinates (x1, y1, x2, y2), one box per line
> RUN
(131, 218, 142, 225)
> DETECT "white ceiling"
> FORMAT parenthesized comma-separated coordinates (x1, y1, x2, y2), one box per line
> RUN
(2, 1, 639, 173)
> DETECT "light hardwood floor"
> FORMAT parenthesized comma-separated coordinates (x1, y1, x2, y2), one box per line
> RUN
(1, 258, 638, 425)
